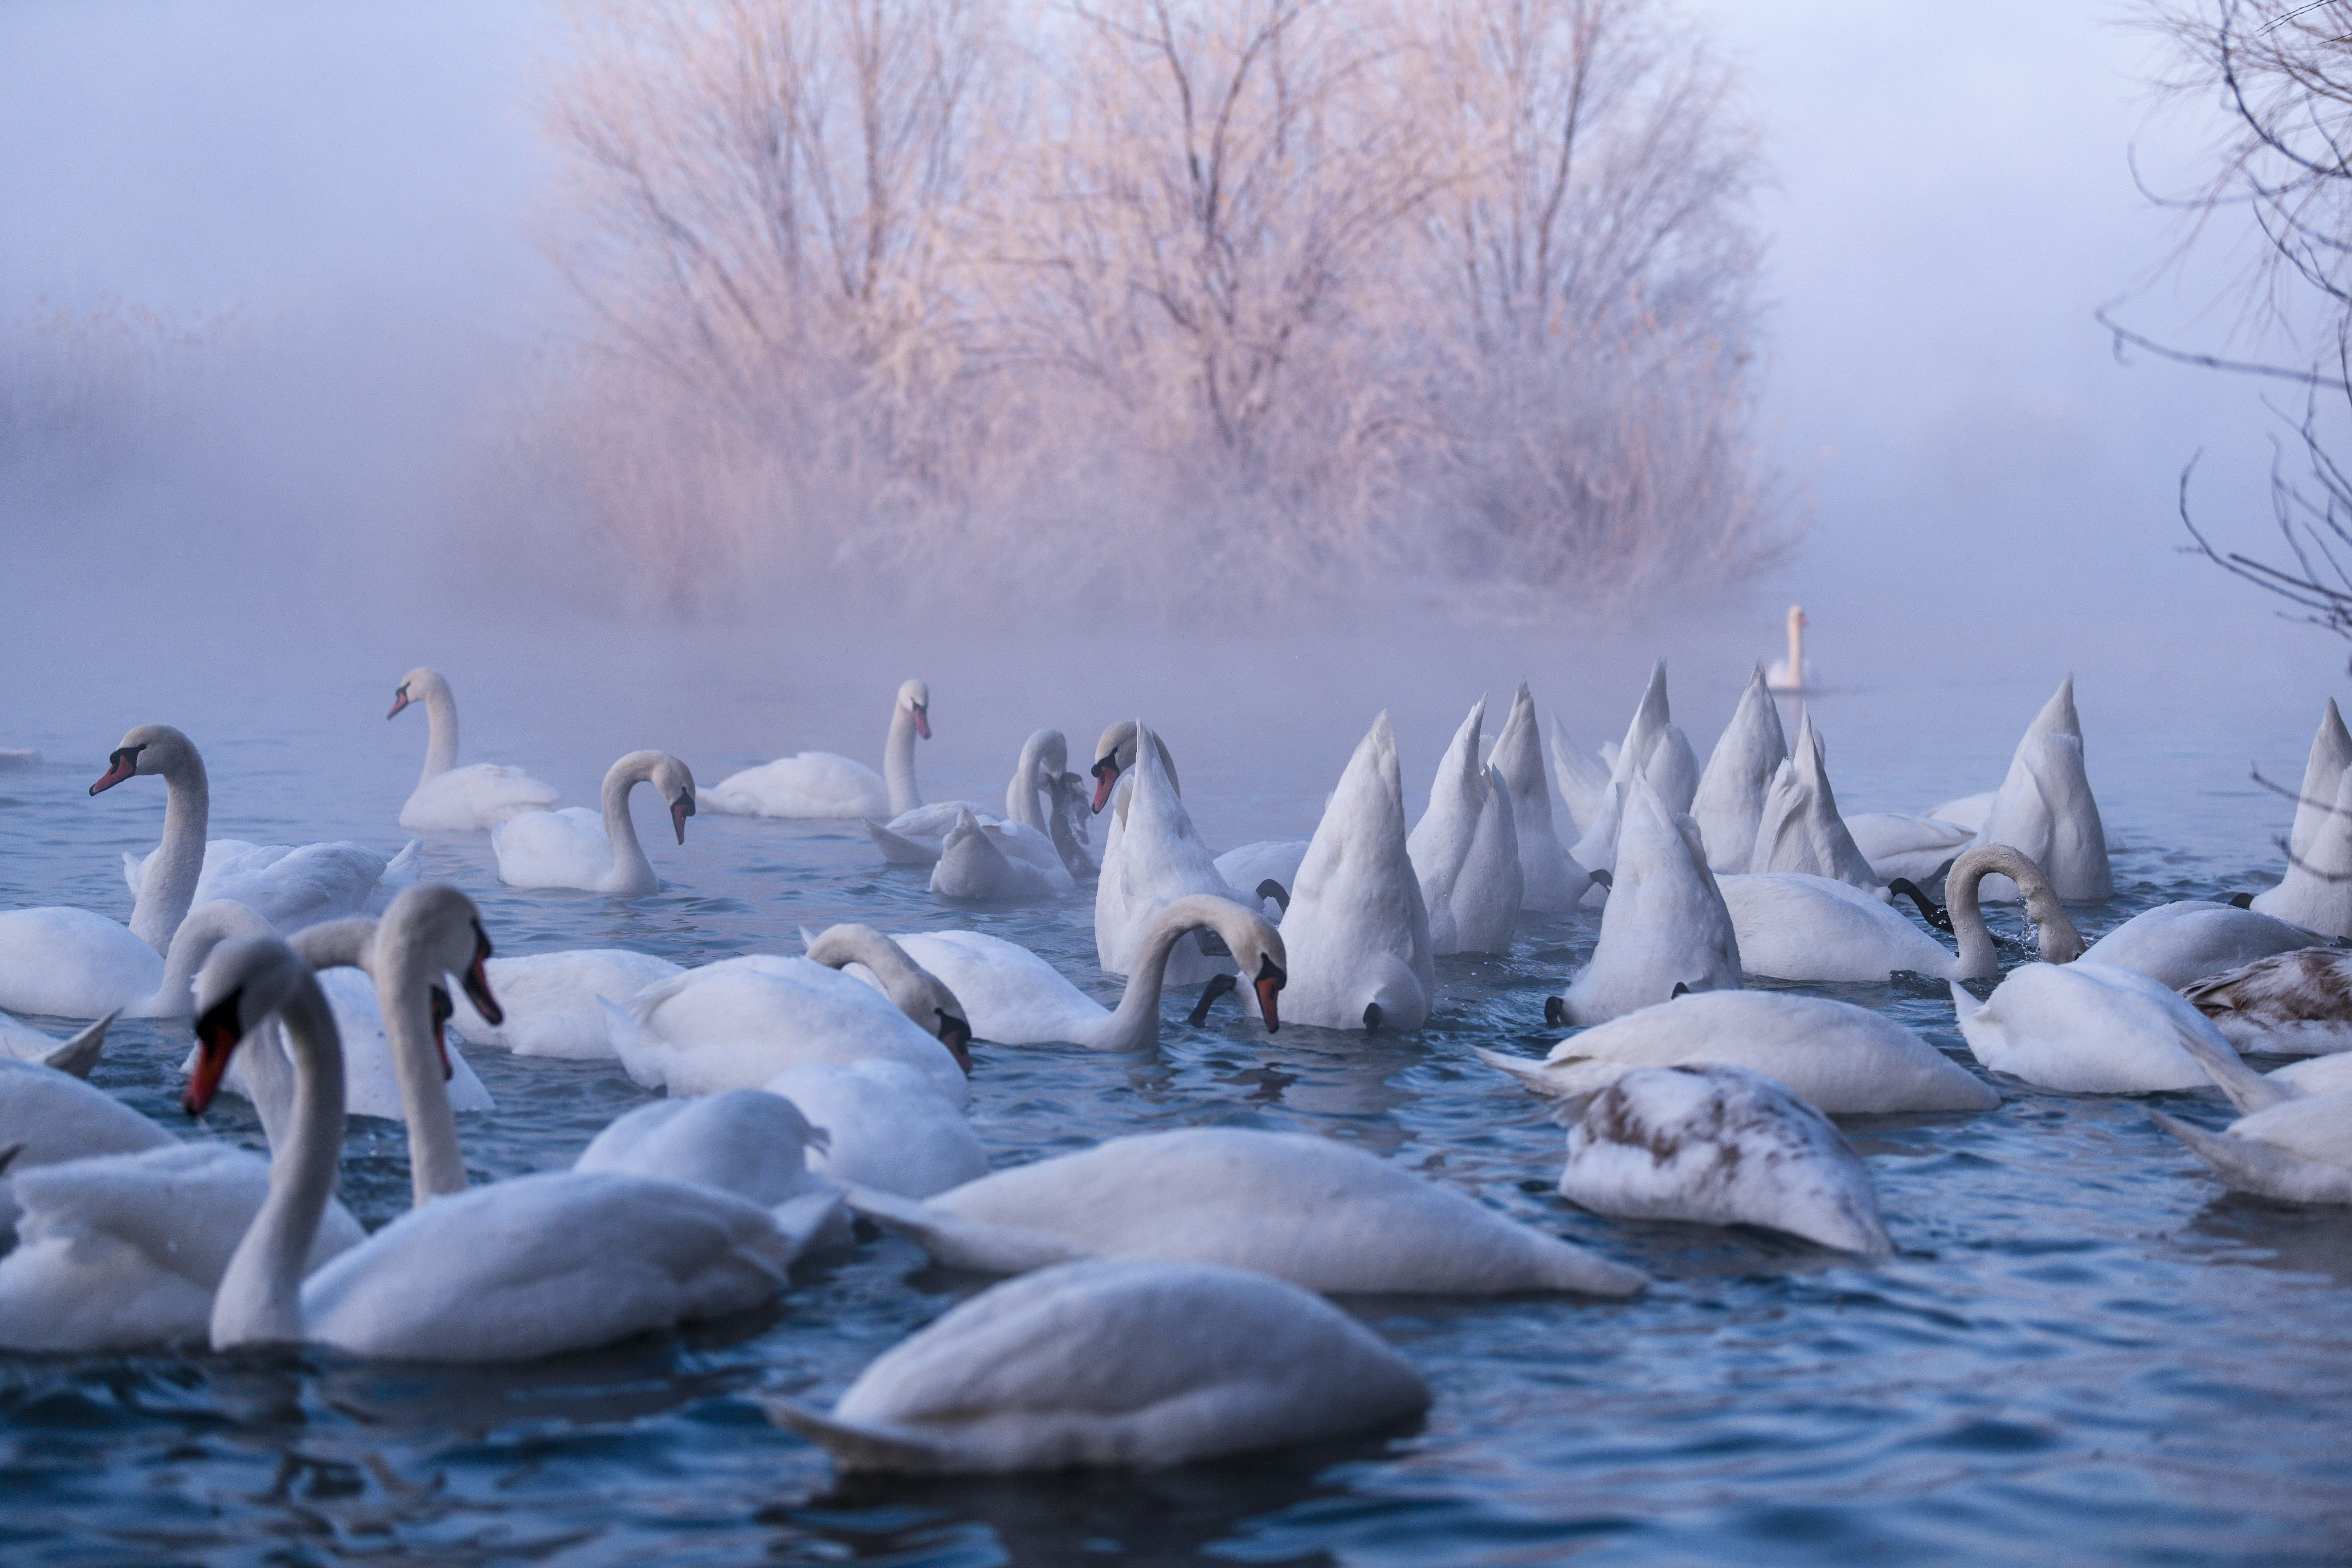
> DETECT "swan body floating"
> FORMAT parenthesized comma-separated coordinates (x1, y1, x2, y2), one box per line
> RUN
(1556, 1064, 1890, 1254)
(1749, 708, 1880, 893)
(1480, 990, 1998, 1116)
(492, 750, 696, 896)
(574, 1088, 846, 1252)
(868, 728, 1068, 869)
(1407, 697, 1524, 954)
(930, 808, 1074, 899)
(448, 948, 684, 1058)
(770, 1259, 1430, 1473)
(0, 1056, 175, 1240)
(0, 1140, 367, 1353)
(763, 1060, 988, 1198)
(856, 896, 1283, 1051)
(1572, 662, 1698, 875)
(1950, 958, 2238, 1094)
(126, 835, 420, 937)
(0, 895, 289, 1021)
(1973, 677, 2112, 903)
(2254, 764, 2352, 937)
(2147, 1031, 2352, 1202)
(1492, 684, 1590, 910)
(848, 1125, 1645, 1296)
(1844, 813, 1974, 885)
(190, 933, 796, 1360)
(2076, 901, 2320, 991)
(610, 955, 971, 1104)
(2180, 948, 2352, 1055)
(1214, 839, 1308, 913)
(1765, 604, 1813, 691)
(1557, 772, 1740, 1025)
(1548, 717, 1615, 840)
(1720, 844, 2082, 986)
(1276, 713, 1435, 1031)
(0, 1012, 112, 1077)
(705, 679, 926, 819)
(1925, 791, 1995, 834)
(1093, 721, 1235, 985)
(1691, 666, 1789, 874)
(387, 666, 560, 830)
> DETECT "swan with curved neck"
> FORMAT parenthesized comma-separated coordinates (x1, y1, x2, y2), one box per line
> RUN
(704, 680, 929, 819)
(387, 667, 561, 831)
(867, 729, 1076, 879)
(491, 750, 696, 895)
(802, 924, 975, 1069)
(843, 896, 1285, 1052)
(191, 934, 794, 1359)
(91, 725, 209, 953)
(1088, 720, 1181, 813)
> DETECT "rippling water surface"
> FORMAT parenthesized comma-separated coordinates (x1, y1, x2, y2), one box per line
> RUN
(2, 629, 2346, 1566)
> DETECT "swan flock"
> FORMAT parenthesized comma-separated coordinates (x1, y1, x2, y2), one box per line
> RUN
(0, 659, 2342, 1480)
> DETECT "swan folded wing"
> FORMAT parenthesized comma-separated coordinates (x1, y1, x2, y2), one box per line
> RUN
(169, 840, 395, 932)
(2150, 1106, 2352, 1204)
(0, 907, 162, 1017)
(704, 754, 889, 819)
(401, 763, 560, 831)
(846, 1185, 1095, 1272)
(300, 1171, 790, 1361)
(886, 930, 1106, 1046)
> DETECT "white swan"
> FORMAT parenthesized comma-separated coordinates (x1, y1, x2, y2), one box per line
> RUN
(1214, 839, 1308, 913)
(762, 1060, 988, 1198)
(704, 679, 927, 819)
(1765, 604, 1812, 691)
(492, 750, 696, 896)
(930, 808, 1075, 899)
(191, 899, 498, 1133)
(2077, 901, 2320, 991)
(2144, 1031, 2352, 1202)
(1719, 844, 2082, 985)
(1844, 813, 1975, 884)
(1973, 676, 2113, 903)
(1571, 661, 1698, 875)
(770, 1259, 1430, 1473)
(1480, 990, 1998, 1115)
(609, 954, 970, 1104)
(1555, 1064, 1890, 1254)
(1084, 720, 1180, 814)
(847, 1125, 1645, 1296)
(0, 1057, 175, 1242)
(868, 728, 1068, 869)
(1093, 721, 1236, 985)
(0, 1012, 112, 1077)
(2254, 763, 2352, 937)
(799, 922, 975, 1054)
(387, 666, 561, 830)
(1950, 958, 2239, 1094)
(0, 893, 290, 1022)
(2179, 948, 2352, 1055)
(1277, 713, 1435, 1031)
(190, 933, 797, 1360)
(1407, 697, 1524, 954)
(125, 834, 420, 936)
(574, 1088, 845, 1252)
(1749, 708, 1880, 892)
(447, 948, 685, 1059)
(1547, 716, 1615, 840)
(1556, 771, 1740, 1025)
(1690, 665, 1788, 875)
(847, 896, 1284, 1051)
(2284, 697, 2351, 865)
(1492, 684, 1590, 910)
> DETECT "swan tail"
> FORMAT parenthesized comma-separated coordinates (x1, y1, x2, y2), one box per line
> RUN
(40, 1010, 116, 1079)
(1472, 1047, 1620, 1125)
(842, 1185, 1093, 1273)
(378, 839, 423, 891)
(769, 1186, 850, 1266)
(761, 1399, 963, 1473)
(2150, 1111, 2352, 1203)
(866, 819, 942, 866)
(2168, 1022, 2291, 1116)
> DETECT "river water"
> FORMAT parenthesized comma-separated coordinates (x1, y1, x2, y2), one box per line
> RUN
(1, 619, 2346, 1567)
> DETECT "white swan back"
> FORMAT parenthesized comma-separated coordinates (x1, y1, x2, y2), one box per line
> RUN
(1279, 713, 1435, 1030)
(1690, 665, 1788, 873)
(1559, 771, 1740, 1024)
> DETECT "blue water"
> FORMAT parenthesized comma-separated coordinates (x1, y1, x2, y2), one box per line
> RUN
(1, 628, 2347, 1567)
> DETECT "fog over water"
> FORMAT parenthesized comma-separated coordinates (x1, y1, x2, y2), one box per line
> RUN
(3, 5, 2346, 1565)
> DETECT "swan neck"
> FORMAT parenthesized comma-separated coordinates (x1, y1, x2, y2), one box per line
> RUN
(1945, 862, 2000, 981)
(130, 750, 209, 954)
(378, 934, 470, 1205)
(1100, 897, 1228, 1048)
(1005, 734, 1050, 830)
(419, 678, 459, 785)
(212, 971, 345, 1349)
(885, 704, 921, 816)
(601, 760, 654, 892)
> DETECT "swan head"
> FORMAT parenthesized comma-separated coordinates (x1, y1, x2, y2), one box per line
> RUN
(185, 934, 308, 1114)
(899, 679, 930, 740)
(381, 882, 504, 1035)
(1788, 605, 1807, 631)
(652, 753, 697, 843)
(387, 666, 445, 721)
(1089, 720, 1138, 811)
(91, 723, 195, 796)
